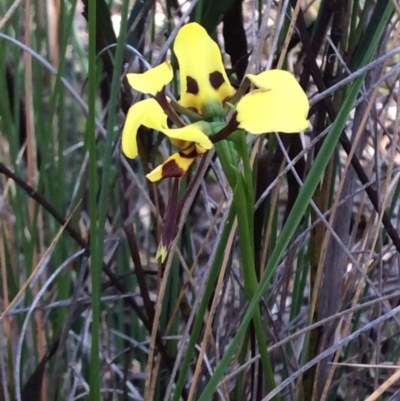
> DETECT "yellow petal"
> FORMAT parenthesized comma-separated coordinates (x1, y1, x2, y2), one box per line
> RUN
(161, 121, 213, 151)
(122, 98, 168, 159)
(174, 22, 234, 114)
(236, 70, 309, 134)
(127, 60, 173, 96)
(146, 146, 200, 182)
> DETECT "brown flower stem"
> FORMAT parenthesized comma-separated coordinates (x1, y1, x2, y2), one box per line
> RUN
(209, 113, 240, 143)
(155, 92, 185, 127)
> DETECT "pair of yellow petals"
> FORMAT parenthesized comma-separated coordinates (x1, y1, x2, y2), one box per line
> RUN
(121, 22, 309, 181)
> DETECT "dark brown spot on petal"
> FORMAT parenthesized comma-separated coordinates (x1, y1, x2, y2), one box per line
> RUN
(186, 76, 199, 94)
(161, 160, 185, 178)
(209, 71, 225, 90)
(180, 148, 199, 158)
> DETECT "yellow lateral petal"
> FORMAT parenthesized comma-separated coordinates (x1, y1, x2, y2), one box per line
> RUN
(122, 98, 168, 159)
(237, 89, 309, 134)
(127, 60, 173, 96)
(174, 22, 234, 114)
(236, 70, 309, 134)
(161, 121, 213, 151)
(146, 148, 199, 182)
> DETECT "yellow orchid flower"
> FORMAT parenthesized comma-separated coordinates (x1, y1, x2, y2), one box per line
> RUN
(121, 22, 309, 182)
(120, 22, 310, 262)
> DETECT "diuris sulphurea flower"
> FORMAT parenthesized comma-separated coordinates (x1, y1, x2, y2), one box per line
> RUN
(121, 22, 309, 181)
(121, 22, 309, 261)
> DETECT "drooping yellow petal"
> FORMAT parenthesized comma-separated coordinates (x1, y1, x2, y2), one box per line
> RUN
(174, 22, 234, 114)
(161, 121, 213, 151)
(236, 70, 309, 134)
(122, 98, 168, 159)
(127, 60, 173, 96)
(146, 145, 200, 182)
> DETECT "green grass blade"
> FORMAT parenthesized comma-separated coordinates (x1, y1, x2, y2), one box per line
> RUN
(87, 0, 100, 397)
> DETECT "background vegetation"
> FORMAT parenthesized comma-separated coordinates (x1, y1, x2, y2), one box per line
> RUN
(1, 0, 400, 400)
